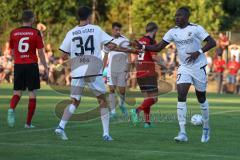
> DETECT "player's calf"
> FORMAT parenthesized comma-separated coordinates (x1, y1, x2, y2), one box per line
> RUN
(97, 94, 112, 140)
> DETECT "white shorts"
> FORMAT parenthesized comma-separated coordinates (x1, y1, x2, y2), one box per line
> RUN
(71, 76, 106, 100)
(107, 71, 127, 87)
(176, 65, 207, 92)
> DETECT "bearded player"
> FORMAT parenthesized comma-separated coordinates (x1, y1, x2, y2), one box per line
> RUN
(130, 22, 159, 128)
(134, 7, 216, 142)
(105, 22, 129, 118)
(7, 10, 48, 128)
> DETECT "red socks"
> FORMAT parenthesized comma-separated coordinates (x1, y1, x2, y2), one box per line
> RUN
(136, 98, 156, 123)
(10, 95, 20, 110)
(26, 98, 36, 125)
(10, 95, 36, 125)
(144, 106, 151, 123)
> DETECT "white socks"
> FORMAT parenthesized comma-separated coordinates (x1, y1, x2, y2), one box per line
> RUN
(100, 107, 110, 136)
(200, 100, 209, 129)
(177, 102, 187, 134)
(176, 100, 209, 134)
(58, 103, 111, 138)
(109, 93, 116, 114)
(59, 104, 76, 129)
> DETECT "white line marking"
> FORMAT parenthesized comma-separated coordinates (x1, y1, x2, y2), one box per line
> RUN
(0, 110, 239, 136)
(0, 142, 238, 159)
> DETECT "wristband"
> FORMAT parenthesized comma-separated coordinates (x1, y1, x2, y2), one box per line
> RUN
(198, 49, 203, 54)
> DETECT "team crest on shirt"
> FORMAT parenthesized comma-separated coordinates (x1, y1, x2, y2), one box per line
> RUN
(188, 32, 192, 36)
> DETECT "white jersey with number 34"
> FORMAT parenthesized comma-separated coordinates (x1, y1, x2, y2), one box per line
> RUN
(60, 24, 113, 78)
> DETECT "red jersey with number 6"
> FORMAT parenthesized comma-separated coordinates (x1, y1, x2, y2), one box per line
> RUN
(9, 26, 44, 64)
(136, 36, 157, 78)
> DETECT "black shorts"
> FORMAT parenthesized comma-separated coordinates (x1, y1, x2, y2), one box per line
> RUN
(137, 76, 158, 93)
(14, 63, 40, 91)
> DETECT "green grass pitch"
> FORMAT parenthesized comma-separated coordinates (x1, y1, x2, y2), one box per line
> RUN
(0, 83, 240, 160)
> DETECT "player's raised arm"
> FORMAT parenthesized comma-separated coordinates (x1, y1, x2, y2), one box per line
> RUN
(133, 38, 169, 53)
(104, 41, 140, 54)
(148, 40, 169, 52)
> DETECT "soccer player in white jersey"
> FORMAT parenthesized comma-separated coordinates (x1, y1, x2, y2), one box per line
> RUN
(55, 6, 117, 141)
(105, 22, 130, 118)
(134, 7, 216, 143)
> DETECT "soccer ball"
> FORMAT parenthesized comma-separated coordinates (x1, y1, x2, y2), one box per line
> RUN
(191, 114, 202, 126)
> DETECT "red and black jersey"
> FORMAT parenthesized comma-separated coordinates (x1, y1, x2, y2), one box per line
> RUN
(9, 26, 44, 64)
(136, 36, 157, 78)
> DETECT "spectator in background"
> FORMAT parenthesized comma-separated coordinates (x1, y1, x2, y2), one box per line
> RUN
(224, 55, 239, 93)
(37, 22, 46, 41)
(0, 56, 4, 82)
(0, 55, 13, 83)
(37, 22, 47, 31)
(205, 52, 213, 77)
(213, 48, 226, 94)
(38, 58, 46, 83)
(228, 44, 240, 62)
(217, 32, 229, 61)
(45, 43, 55, 64)
(49, 57, 66, 85)
(3, 42, 11, 56)
(129, 53, 137, 89)
(237, 71, 240, 94)
(160, 43, 176, 79)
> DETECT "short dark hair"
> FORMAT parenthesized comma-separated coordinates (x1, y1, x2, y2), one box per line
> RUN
(146, 22, 158, 32)
(77, 6, 92, 21)
(22, 10, 34, 22)
(112, 22, 122, 29)
(178, 6, 190, 17)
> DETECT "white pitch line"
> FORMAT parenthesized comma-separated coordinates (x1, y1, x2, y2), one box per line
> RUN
(210, 110, 240, 115)
(0, 142, 238, 159)
(0, 110, 239, 136)
(0, 121, 125, 136)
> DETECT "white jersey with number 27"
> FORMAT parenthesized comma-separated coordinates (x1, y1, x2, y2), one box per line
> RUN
(60, 24, 113, 78)
(163, 23, 209, 68)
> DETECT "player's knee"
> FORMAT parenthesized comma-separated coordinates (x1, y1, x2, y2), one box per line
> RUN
(109, 88, 115, 93)
(197, 96, 206, 104)
(196, 90, 206, 103)
(99, 99, 107, 108)
(71, 98, 80, 107)
(29, 91, 36, 99)
(13, 91, 22, 97)
(153, 96, 158, 103)
(178, 95, 187, 102)
(97, 94, 107, 107)
(119, 89, 125, 96)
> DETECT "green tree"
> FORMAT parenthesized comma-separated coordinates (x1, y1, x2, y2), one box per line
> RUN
(221, 0, 240, 31)
(131, 0, 224, 35)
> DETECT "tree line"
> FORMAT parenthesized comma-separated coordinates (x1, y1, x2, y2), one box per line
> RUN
(0, 0, 239, 53)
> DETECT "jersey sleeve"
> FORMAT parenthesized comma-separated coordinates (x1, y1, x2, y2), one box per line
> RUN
(36, 30, 44, 49)
(59, 31, 71, 54)
(99, 27, 113, 44)
(163, 29, 173, 43)
(196, 25, 209, 41)
(121, 37, 131, 49)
